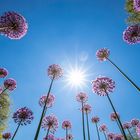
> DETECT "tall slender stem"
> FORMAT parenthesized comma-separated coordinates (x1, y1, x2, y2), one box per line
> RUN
(66, 128, 68, 140)
(127, 129, 134, 140)
(86, 112, 90, 140)
(95, 123, 100, 140)
(11, 122, 21, 140)
(81, 101, 86, 140)
(103, 132, 107, 140)
(45, 127, 50, 138)
(34, 77, 55, 140)
(106, 93, 128, 140)
(107, 58, 140, 92)
(116, 119, 124, 135)
(0, 88, 8, 96)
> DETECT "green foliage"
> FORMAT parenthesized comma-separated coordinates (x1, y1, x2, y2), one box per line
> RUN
(125, 0, 140, 24)
(0, 92, 11, 133)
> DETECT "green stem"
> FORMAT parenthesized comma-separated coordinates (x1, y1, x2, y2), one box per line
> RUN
(103, 132, 107, 140)
(34, 76, 55, 140)
(86, 112, 90, 140)
(95, 123, 100, 140)
(127, 129, 134, 140)
(107, 58, 140, 92)
(66, 128, 68, 140)
(11, 122, 21, 140)
(82, 102, 86, 140)
(116, 119, 124, 135)
(106, 93, 128, 140)
(45, 127, 50, 138)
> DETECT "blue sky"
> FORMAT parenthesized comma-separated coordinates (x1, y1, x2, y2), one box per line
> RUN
(0, 0, 140, 139)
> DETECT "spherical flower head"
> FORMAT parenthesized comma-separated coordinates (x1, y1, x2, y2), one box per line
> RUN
(108, 133, 115, 140)
(48, 64, 63, 80)
(134, 0, 140, 12)
(96, 48, 110, 61)
(42, 114, 59, 133)
(0, 68, 8, 78)
(92, 76, 115, 96)
(66, 134, 73, 140)
(76, 92, 88, 103)
(114, 134, 124, 140)
(4, 78, 17, 91)
(131, 118, 139, 127)
(91, 116, 100, 123)
(0, 11, 28, 39)
(136, 123, 140, 138)
(110, 112, 119, 121)
(123, 122, 132, 129)
(39, 94, 55, 108)
(62, 120, 72, 130)
(43, 134, 55, 140)
(82, 104, 92, 114)
(13, 107, 34, 125)
(99, 124, 108, 132)
(123, 25, 140, 44)
(2, 132, 11, 140)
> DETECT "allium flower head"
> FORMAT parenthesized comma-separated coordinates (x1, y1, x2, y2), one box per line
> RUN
(99, 124, 108, 132)
(42, 115, 59, 133)
(4, 78, 17, 91)
(131, 118, 139, 126)
(110, 112, 119, 121)
(39, 94, 55, 108)
(134, 0, 140, 12)
(0, 11, 28, 39)
(43, 134, 55, 140)
(48, 64, 63, 80)
(123, 25, 140, 44)
(92, 76, 115, 96)
(0, 68, 8, 78)
(76, 92, 88, 103)
(2, 132, 11, 140)
(66, 134, 73, 140)
(91, 116, 100, 123)
(96, 48, 110, 61)
(123, 122, 132, 129)
(114, 134, 124, 140)
(62, 120, 72, 130)
(108, 133, 115, 140)
(82, 104, 92, 114)
(136, 123, 140, 138)
(13, 107, 34, 125)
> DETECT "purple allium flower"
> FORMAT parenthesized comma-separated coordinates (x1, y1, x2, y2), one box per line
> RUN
(123, 25, 140, 44)
(91, 116, 100, 123)
(39, 94, 55, 108)
(82, 104, 92, 114)
(0, 68, 8, 78)
(2, 132, 11, 140)
(55, 138, 65, 140)
(123, 122, 132, 129)
(66, 134, 73, 140)
(131, 118, 139, 127)
(96, 48, 110, 61)
(0, 11, 28, 39)
(48, 64, 63, 80)
(76, 92, 88, 103)
(92, 76, 115, 96)
(114, 134, 124, 140)
(43, 134, 55, 140)
(134, 0, 140, 12)
(62, 120, 72, 130)
(110, 112, 119, 121)
(108, 133, 115, 140)
(4, 78, 17, 91)
(99, 124, 108, 132)
(42, 115, 59, 133)
(136, 123, 140, 138)
(13, 107, 34, 125)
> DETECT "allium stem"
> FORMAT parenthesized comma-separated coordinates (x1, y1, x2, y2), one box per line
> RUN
(95, 123, 100, 140)
(34, 76, 55, 140)
(127, 129, 134, 140)
(66, 128, 68, 140)
(116, 119, 124, 135)
(103, 132, 107, 140)
(0, 88, 8, 96)
(45, 127, 50, 138)
(107, 58, 140, 92)
(81, 101, 86, 140)
(106, 93, 128, 140)
(11, 121, 21, 140)
(86, 112, 90, 140)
